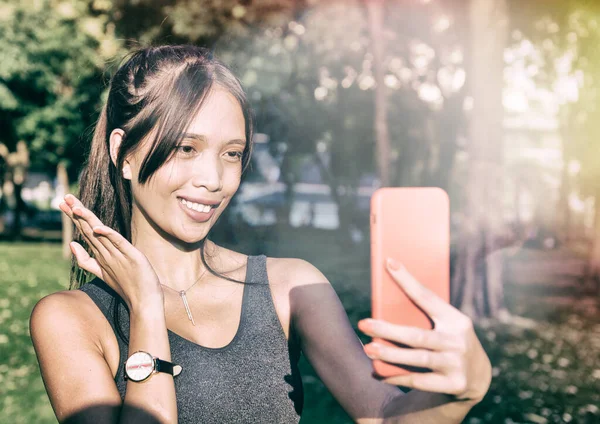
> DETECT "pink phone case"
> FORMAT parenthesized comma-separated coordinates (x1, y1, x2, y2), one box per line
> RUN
(370, 187, 450, 378)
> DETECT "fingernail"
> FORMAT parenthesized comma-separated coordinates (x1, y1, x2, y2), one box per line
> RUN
(359, 319, 382, 334)
(387, 258, 402, 271)
(364, 343, 381, 358)
(358, 318, 374, 331)
(69, 242, 76, 254)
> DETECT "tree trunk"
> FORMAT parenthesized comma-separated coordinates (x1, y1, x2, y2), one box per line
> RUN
(455, 0, 509, 319)
(277, 151, 294, 227)
(366, 0, 391, 187)
(8, 141, 30, 241)
(585, 191, 600, 295)
(57, 162, 73, 259)
(0, 143, 7, 235)
(431, 94, 464, 190)
(557, 115, 572, 242)
(12, 182, 25, 239)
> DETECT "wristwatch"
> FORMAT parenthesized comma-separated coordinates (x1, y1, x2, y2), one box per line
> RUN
(124, 351, 183, 382)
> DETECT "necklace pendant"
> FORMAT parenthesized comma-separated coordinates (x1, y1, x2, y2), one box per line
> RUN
(179, 290, 196, 326)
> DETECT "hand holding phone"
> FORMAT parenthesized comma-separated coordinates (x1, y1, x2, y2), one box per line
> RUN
(368, 187, 450, 378)
(359, 188, 491, 400)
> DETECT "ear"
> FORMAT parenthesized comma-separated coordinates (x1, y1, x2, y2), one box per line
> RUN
(109, 129, 132, 181)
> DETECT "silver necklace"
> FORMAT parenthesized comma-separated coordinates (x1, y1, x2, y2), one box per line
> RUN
(160, 269, 207, 326)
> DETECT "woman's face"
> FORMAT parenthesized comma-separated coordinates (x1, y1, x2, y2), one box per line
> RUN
(125, 87, 247, 246)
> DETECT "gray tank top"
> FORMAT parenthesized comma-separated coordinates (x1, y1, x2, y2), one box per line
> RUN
(79, 254, 303, 423)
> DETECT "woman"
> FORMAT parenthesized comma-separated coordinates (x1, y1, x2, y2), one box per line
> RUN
(30, 45, 491, 423)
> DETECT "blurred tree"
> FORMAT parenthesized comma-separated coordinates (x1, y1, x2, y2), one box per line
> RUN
(0, 141, 8, 233)
(383, 0, 468, 191)
(1, 140, 29, 239)
(508, 0, 581, 239)
(561, 5, 600, 293)
(452, 0, 511, 319)
(120, 0, 470, 236)
(511, 0, 600, 293)
(208, 1, 376, 234)
(108, 0, 299, 49)
(99, 1, 463, 250)
(366, 0, 390, 186)
(57, 161, 72, 258)
(223, 0, 470, 235)
(0, 0, 122, 242)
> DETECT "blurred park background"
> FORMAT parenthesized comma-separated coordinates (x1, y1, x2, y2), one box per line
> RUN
(0, 0, 599, 423)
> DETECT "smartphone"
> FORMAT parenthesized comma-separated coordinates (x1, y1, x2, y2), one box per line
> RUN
(370, 187, 450, 378)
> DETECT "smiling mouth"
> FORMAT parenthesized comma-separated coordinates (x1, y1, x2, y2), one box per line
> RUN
(178, 197, 218, 213)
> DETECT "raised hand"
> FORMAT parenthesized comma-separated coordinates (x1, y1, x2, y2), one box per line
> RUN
(358, 258, 492, 402)
(60, 194, 163, 311)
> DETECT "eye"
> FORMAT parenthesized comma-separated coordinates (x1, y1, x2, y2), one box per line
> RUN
(176, 145, 196, 156)
(224, 151, 243, 162)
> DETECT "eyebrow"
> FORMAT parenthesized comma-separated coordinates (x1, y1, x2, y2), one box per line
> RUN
(182, 132, 246, 147)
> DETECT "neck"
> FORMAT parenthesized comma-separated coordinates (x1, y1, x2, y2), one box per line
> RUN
(130, 219, 214, 292)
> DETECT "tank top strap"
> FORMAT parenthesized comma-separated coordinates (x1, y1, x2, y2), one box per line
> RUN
(79, 278, 128, 337)
(245, 254, 269, 285)
(242, 254, 289, 339)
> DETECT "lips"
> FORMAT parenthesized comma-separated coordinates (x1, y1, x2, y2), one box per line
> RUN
(177, 196, 221, 206)
(177, 197, 217, 223)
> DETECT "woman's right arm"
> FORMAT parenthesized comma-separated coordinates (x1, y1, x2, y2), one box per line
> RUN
(30, 290, 176, 423)
(30, 194, 178, 423)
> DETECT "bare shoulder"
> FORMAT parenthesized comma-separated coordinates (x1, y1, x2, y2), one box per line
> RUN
(265, 257, 331, 289)
(31, 288, 104, 338)
(31, 289, 88, 330)
(30, 287, 114, 366)
(265, 257, 335, 326)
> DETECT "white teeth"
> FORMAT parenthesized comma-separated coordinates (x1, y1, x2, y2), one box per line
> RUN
(180, 198, 212, 213)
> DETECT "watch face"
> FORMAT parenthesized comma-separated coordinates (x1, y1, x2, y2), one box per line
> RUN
(125, 351, 154, 382)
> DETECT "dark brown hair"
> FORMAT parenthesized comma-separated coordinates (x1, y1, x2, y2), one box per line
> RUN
(70, 45, 254, 290)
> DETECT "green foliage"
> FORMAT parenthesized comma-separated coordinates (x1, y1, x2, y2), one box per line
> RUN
(508, 0, 600, 197)
(207, 1, 378, 184)
(1, 0, 467, 191)
(566, 6, 600, 195)
(166, 0, 293, 42)
(109, 0, 466, 189)
(0, 0, 122, 173)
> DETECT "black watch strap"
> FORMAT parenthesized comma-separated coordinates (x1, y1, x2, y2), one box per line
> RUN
(156, 358, 183, 377)
(156, 358, 174, 375)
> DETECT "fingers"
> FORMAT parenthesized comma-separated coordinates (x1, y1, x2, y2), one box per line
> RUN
(74, 207, 112, 249)
(364, 343, 456, 372)
(66, 194, 104, 231)
(382, 372, 466, 396)
(59, 201, 102, 257)
(386, 258, 462, 323)
(91, 225, 132, 257)
(358, 320, 463, 351)
(60, 196, 112, 258)
(70, 242, 104, 279)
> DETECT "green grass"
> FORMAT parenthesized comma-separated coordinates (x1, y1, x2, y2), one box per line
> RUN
(0, 243, 68, 424)
(1, 240, 599, 423)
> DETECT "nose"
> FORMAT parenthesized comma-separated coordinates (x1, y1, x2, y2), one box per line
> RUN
(190, 151, 223, 192)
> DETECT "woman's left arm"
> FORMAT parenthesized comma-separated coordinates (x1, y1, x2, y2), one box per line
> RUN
(288, 258, 492, 423)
